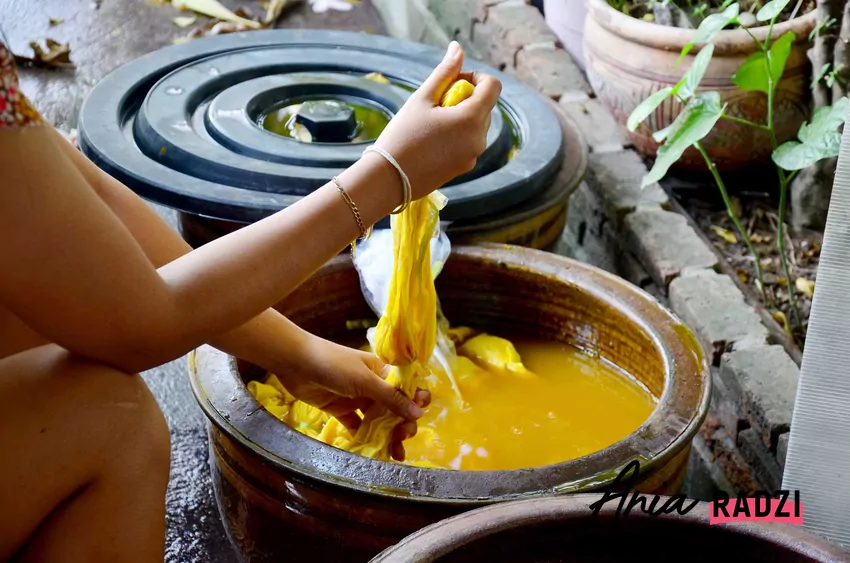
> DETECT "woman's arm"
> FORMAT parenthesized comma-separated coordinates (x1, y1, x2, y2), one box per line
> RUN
(0, 42, 500, 374)
(50, 124, 367, 371)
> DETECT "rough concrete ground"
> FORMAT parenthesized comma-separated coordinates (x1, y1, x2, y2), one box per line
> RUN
(1, 1, 385, 561)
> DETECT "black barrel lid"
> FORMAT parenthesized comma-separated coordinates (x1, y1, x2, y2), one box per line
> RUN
(79, 30, 564, 224)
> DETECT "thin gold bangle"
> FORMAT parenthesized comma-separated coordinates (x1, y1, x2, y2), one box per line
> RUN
(333, 176, 372, 260)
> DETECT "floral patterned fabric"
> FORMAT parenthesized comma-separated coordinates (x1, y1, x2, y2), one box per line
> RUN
(0, 39, 42, 127)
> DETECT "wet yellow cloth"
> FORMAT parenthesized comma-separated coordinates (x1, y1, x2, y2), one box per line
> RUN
(246, 79, 536, 464)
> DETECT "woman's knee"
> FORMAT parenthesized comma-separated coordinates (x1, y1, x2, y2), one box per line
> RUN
(56, 350, 171, 476)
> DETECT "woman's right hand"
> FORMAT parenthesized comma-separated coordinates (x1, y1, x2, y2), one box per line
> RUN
(371, 41, 502, 202)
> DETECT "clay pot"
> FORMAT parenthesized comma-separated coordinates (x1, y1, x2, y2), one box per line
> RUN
(371, 495, 850, 562)
(189, 244, 710, 562)
(584, 0, 818, 171)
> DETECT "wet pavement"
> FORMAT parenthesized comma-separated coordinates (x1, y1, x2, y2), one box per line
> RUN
(1, 1, 385, 561)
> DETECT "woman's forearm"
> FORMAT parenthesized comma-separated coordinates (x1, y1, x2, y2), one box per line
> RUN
(0, 124, 399, 373)
(56, 128, 388, 369)
(56, 129, 324, 371)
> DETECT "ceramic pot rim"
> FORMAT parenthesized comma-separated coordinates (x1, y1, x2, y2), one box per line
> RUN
(585, 0, 818, 55)
(189, 244, 711, 502)
(369, 494, 850, 562)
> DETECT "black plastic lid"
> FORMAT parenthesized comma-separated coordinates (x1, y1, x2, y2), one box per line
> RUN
(79, 30, 564, 224)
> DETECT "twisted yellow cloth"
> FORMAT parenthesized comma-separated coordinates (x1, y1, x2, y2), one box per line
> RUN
(347, 80, 474, 459)
(247, 79, 536, 466)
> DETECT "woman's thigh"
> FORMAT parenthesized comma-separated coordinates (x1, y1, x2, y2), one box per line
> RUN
(0, 345, 170, 562)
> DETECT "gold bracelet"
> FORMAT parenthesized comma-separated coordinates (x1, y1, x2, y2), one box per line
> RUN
(333, 176, 372, 260)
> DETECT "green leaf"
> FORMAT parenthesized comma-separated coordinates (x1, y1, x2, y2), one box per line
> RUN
(673, 44, 715, 100)
(653, 123, 675, 143)
(642, 92, 725, 187)
(799, 96, 850, 143)
(628, 87, 674, 132)
(680, 4, 740, 61)
(771, 96, 850, 170)
(756, 0, 791, 22)
(732, 31, 794, 93)
(771, 133, 842, 170)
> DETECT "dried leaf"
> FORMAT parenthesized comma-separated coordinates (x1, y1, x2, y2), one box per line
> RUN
(777, 277, 788, 288)
(711, 225, 737, 244)
(363, 72, 389, 84)
(171, 0, 262, 28)
(173, 15, 197, 27)
(751, 233, 772, 244)
(795, 277, 815, 298)
(49, 17, 64, 25)
(263, 0, 290, 25)
(737, 268, 749, 283)
(760, 257, 773, 270)
(772, 310, 794, 341)
(19, 39, 74, 69)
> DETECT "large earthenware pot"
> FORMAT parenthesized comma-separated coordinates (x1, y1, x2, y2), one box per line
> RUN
(189, 244, 710, 562)
(584, 0, 818, 171)
(371, 494, 850, 562)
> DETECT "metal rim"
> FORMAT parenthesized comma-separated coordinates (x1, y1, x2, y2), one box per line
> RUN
(79, 30, 564, 223)
(189, 244, 710, 502)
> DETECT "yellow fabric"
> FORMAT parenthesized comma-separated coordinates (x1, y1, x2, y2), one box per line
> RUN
(246, 79, 537, 464)
(459, 334, 536, 378)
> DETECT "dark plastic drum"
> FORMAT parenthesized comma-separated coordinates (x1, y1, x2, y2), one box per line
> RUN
(77, 30, 585, 248)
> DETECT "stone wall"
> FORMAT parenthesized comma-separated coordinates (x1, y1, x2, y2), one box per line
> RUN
(373, 0, 800, 500)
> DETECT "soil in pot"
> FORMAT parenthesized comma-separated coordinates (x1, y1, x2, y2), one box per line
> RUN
(668, 166, 819, 349)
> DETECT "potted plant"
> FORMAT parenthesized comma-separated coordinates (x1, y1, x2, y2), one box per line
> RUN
(584, 0, 818, 170)
(626, 0, 848, 346)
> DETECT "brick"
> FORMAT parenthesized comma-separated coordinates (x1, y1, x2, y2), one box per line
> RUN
(514, 43, 591, 100)
(711, 367, 748, 443)
(559, 98, 626, 154)
(738, 428, 783, 492)
(720, 346, 799, 451)
(684, 435, 737, 501)
(777, 432, 789, 471)
(586, 150, 670, 230)
(623, 208, 718, 289)
(712, 428, 762, 496)
(669, 269, 771, 365)
(472, 1, 558, 71)
(617, 251, 652, 289)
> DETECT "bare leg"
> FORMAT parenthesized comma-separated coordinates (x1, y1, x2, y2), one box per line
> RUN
(0, 345, 171, 563)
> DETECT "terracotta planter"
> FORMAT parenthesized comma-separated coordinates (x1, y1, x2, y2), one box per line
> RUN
(584, 0, 818, 171)
(371, 495, 850, 562)
(189, 244, 710, 562)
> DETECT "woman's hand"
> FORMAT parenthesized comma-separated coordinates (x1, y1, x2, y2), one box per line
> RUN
(271, 334, 431, 461)
(373, 41, 502, 201)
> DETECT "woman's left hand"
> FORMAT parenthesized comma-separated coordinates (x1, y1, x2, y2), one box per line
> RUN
(271, 333, 431, 461)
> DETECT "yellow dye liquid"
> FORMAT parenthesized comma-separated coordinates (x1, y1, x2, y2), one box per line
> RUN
(250, 334, 657, 471)
(403, 340, 657, 471)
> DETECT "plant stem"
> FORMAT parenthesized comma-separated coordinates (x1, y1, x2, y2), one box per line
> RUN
(764, 32, 804, 335)
(694, 142, 769, 302)
(721, 114, 770, 130)
(789, 0, 804, 21)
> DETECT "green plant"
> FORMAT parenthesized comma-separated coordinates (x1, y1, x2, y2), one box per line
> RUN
(628, 0, 849, 343)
